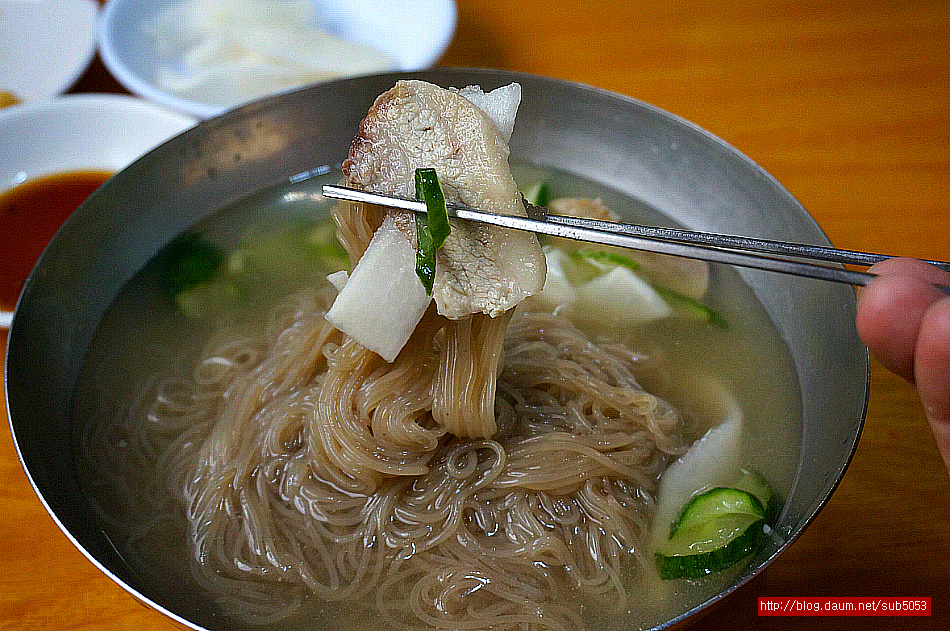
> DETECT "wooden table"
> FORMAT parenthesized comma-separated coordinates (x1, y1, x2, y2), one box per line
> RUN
(2, 0, 948, 629)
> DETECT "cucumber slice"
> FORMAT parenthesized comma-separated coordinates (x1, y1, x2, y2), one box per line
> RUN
(657, 518, 766, 580)
(735, 467, 779, 524)
(656, 484, 773, 580)
(670, 487, 765, 536)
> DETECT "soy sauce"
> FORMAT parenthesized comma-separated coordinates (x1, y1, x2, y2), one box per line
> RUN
(0, 170, 113, 310)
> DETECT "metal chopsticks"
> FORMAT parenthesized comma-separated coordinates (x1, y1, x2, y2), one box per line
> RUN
(321, 184, 950, 294)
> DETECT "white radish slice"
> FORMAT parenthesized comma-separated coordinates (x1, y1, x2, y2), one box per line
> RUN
(325, 214, 430, 362)
(576, 265, 672, 327)
(651, 374, 743, 551)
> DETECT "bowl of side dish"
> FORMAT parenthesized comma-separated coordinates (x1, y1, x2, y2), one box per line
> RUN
(98, 0, 458, 118)
(0, 94, 196, 325)
(0, 0, 98, 106)
(6, 69, 868, 631)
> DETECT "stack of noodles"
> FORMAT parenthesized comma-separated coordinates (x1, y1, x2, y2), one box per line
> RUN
(85, 81, 687, 631)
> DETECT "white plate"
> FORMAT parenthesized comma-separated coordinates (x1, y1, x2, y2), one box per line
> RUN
(0, 93, 197, 189)
(99, 0, 458, 119)
(0, 94, 197, 327)
(0, 0, 99, 103)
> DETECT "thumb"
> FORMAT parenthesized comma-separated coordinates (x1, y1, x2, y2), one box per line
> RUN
(856, 263, 948, 382)
(914, 296, 950, 474)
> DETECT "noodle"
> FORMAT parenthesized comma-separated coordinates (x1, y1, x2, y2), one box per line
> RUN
(78, 197, 688, 631)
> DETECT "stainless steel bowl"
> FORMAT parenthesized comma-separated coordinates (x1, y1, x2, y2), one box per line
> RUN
(5, 68, 868, 630)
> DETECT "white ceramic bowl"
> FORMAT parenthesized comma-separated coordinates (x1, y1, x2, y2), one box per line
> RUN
(99, 0, 458, 119)
(0, 94, 197, 190)
(0, 94, 197, 327)
(0, 0, 99, 103)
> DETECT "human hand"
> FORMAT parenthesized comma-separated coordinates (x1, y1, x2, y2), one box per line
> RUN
(856, 258, 950, 475)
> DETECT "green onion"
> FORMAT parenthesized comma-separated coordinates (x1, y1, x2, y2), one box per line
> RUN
(414, 168, 451, 295)
(655, 287, 729, 329)
(570, 248, 641, 271)
(160, 232, 223, 299)
(522, 180, 551, 208)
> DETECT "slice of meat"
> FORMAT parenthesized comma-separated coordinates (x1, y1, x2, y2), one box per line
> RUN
(343, 79, 545, 319)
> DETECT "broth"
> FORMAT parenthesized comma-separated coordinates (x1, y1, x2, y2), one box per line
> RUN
(72, 164, 801, 631)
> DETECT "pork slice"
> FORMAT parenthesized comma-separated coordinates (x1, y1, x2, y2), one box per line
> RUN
(342, 79, 545, 319)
